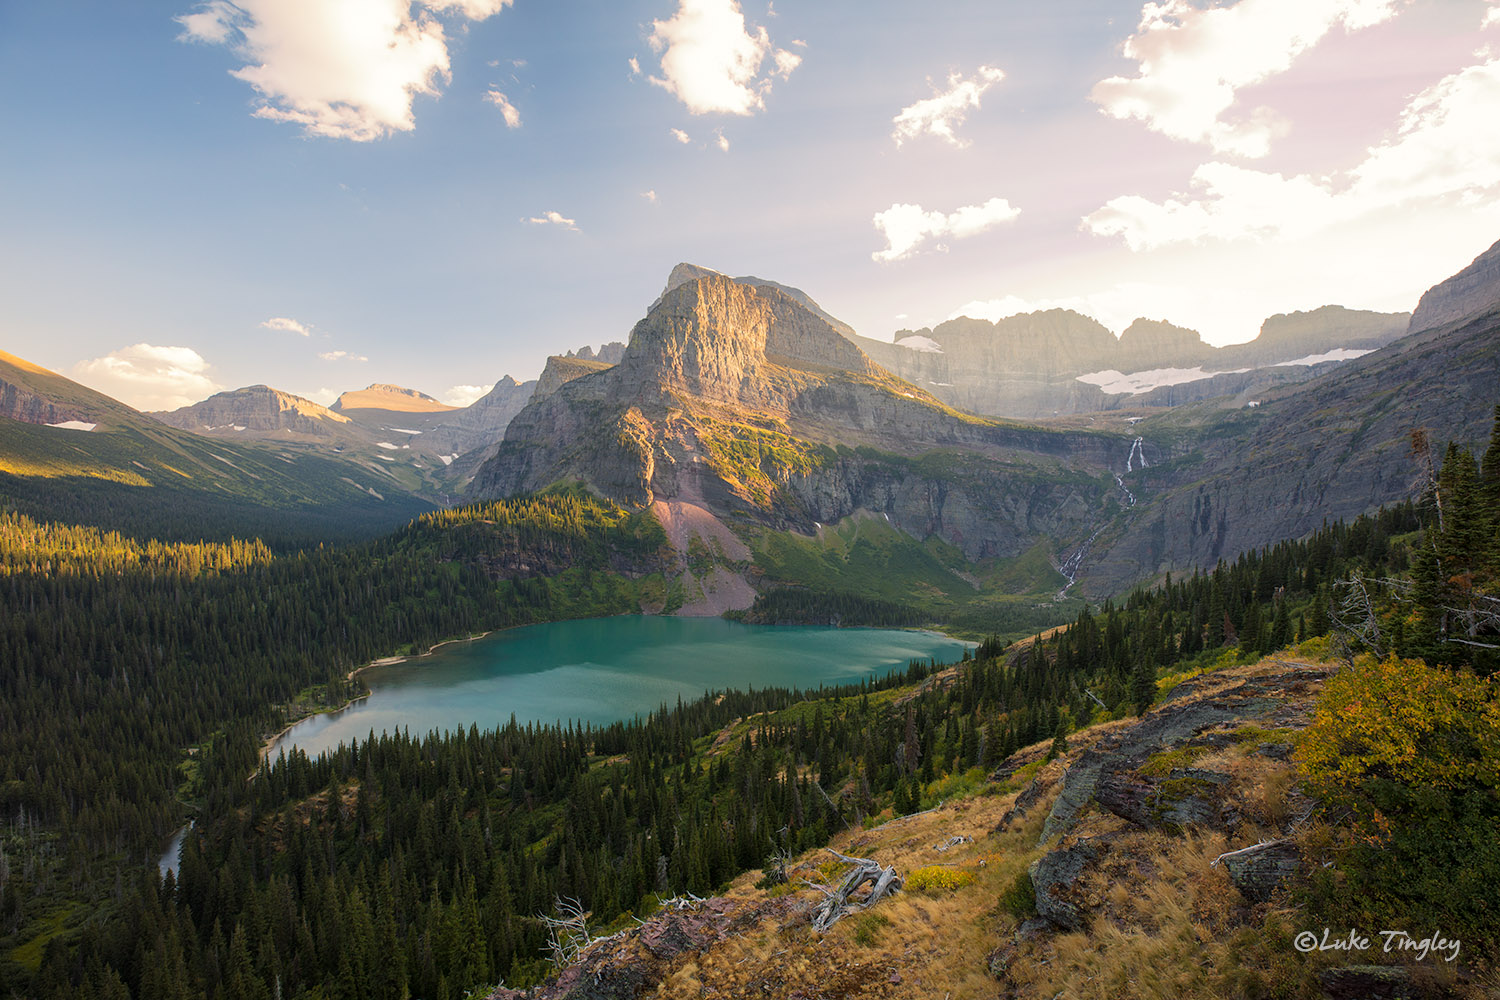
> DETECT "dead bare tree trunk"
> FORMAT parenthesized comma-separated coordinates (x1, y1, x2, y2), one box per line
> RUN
(805, 849, 902, 933)
(537, 896, 593, 970)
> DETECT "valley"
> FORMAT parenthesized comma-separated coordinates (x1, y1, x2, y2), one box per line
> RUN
(2, 242, 1498, 999)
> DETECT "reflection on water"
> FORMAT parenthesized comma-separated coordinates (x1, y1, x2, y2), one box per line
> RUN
(268, 616, 969, 762)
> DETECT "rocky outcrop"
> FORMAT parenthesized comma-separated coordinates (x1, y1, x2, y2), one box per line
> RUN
(1215, 839, 1301, 903)
(565, 342, 626, 364)
(1039, 662, 1334, 844)
(650, 263, 857, 340)
(533, 356, 611, 400)
(154, 385, 351, 437)
(0, 380, 85, 426)
(1317, 965, 1414, 1000)
(1115, 318, 1215, 371)
(1029, 838, 1104, 931)
(1408, 236, 1500, 332)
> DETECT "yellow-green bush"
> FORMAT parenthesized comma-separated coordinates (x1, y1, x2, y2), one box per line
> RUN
(905, 866, 975, 893)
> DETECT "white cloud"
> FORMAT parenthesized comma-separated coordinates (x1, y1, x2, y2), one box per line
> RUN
(302, 386, 340, 406)
(629, 56, 642, 75)
(715, 130, 730, 151)
(444, 383, 493, 406)
(670, 127, 692, 143)
(891, 65, 1005, 148)
(174, 0, 511, 141)
(1086, 55, 1500, 249)
(484, 89, 521, 127)
(1486, 4, 1500, 28)
(1091, 0, 1405, 158)
(647, 0, 797, 115)
(318, 350, 368, 362)
(642, 189, 659, 202)
(524, 210, 579, 230)
(73, 344, 222, 411)
(872, 197, 1020, 262)
(261, 316, 311, 336)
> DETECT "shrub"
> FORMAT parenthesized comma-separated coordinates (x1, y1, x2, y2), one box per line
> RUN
(905, 865, 975, 894)
(998, 868, 1037, 919)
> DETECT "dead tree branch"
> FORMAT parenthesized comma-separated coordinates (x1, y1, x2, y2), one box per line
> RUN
(808, 849, 902, 933)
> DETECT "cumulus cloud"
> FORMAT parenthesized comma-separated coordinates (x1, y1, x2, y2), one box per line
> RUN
(647, 0, 799, 115)
(318, 350, 369, 362)
(715, 130, 730, 151)
(1091, 0, 1405, 158)
(174, 0, 511, 141)
(670, 127, 692, 143)
(1086, 55, 1500, 249)
(73, 344, 222, 411)
(1486, 4, 1500, 28)
(524, 210, 579, 230)
(484, 89, 521, 127)
(444, 383, 493, 406)
(891, 65, 1005, 148)
(629, 56, 642, 75)
(261, 316, 310, 336)
(872, 197, 1020, 263)
(642, 189, 659, 202)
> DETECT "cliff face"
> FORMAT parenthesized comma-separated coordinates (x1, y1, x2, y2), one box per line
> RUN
(331, 384, 457, 413)
(154, 385, 351, 437)
(858, 305, 1409, 420)
(1407, 237, 1500, 332)
(471, 274, 1132, 565)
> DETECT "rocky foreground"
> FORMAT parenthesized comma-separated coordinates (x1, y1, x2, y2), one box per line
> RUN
(485, 655, 1488, 1000)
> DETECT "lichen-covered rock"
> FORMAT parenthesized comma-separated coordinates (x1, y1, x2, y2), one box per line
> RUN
(994, 772, 1054, 833)
(1216, 839, 1302, 903)
(1029, 838, 1105, 931)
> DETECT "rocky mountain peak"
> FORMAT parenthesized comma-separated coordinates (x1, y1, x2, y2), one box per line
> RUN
(154, 384, 352, 435)
(1115, 318, 1213, 368)
(1408, 237, 1500, 332)
(332, 384, 456, 413)
(620, 275, 875, 406)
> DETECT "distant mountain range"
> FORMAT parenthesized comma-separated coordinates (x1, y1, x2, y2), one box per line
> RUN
(4, 237, 1498, 598)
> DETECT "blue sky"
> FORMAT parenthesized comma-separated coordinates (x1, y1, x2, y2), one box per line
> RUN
(3, 0, 1498, 410)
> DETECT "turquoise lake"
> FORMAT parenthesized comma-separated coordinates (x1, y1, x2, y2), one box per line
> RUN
(268, 616, 972, 762)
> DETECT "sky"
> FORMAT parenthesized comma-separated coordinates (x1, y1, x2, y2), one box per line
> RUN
(3, 0, 1499, 411)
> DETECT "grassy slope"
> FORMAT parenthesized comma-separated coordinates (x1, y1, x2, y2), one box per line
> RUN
(742, 511, 1077, 640)
(532, 651, 1485, 1000)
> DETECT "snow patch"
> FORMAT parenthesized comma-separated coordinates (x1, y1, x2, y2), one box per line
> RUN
(894, 335, 943, 354)
(376, 442, 400, 450)
(1076, 365, 1248, 395)
(46, 420, 97, 431)
(926, 380, 954, 386)
(1272, 348, 1372, 367)
(438, 454, 455, 466)
(386, 427, 423, 434)
(375, 454, 395, 461)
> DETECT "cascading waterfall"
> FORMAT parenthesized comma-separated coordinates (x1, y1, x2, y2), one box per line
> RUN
(1057, 436, 1149, 599)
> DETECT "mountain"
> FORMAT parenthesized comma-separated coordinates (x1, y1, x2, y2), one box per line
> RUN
(472, 247, 1500, 605)
(152, 384, 354, 439)
(331, 383, 457, 413)
(1407, 236, 1500, 332)
(1084, 306, 1500, 595)
(652, 262, 859, 339)
(858, 305, 1410, 420)
(154, 377, 537, 496)
(0, 352, 430, 541)
(473, 271, 1134, 615)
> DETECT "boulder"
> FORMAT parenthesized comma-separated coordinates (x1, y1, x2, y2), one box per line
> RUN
(1317, 964, 1414, 1000)
(1215, 839, 1302, 903)
(1029, 838, 1104, 931)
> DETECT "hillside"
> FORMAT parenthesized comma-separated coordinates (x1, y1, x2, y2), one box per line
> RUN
(0, 352, 430, 541)
(1087, 306, 1500, 594)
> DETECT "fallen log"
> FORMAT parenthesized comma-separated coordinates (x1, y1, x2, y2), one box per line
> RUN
(806, 849, 902, 933)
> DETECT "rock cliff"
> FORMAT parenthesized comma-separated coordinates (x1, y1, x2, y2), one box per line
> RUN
(471, 273, 1132, 571)
(331, 384, 457, 413)
(154, 385, 352, 437)
(1407, 236, 1500, 332)
(858, 306, 1408, 420)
